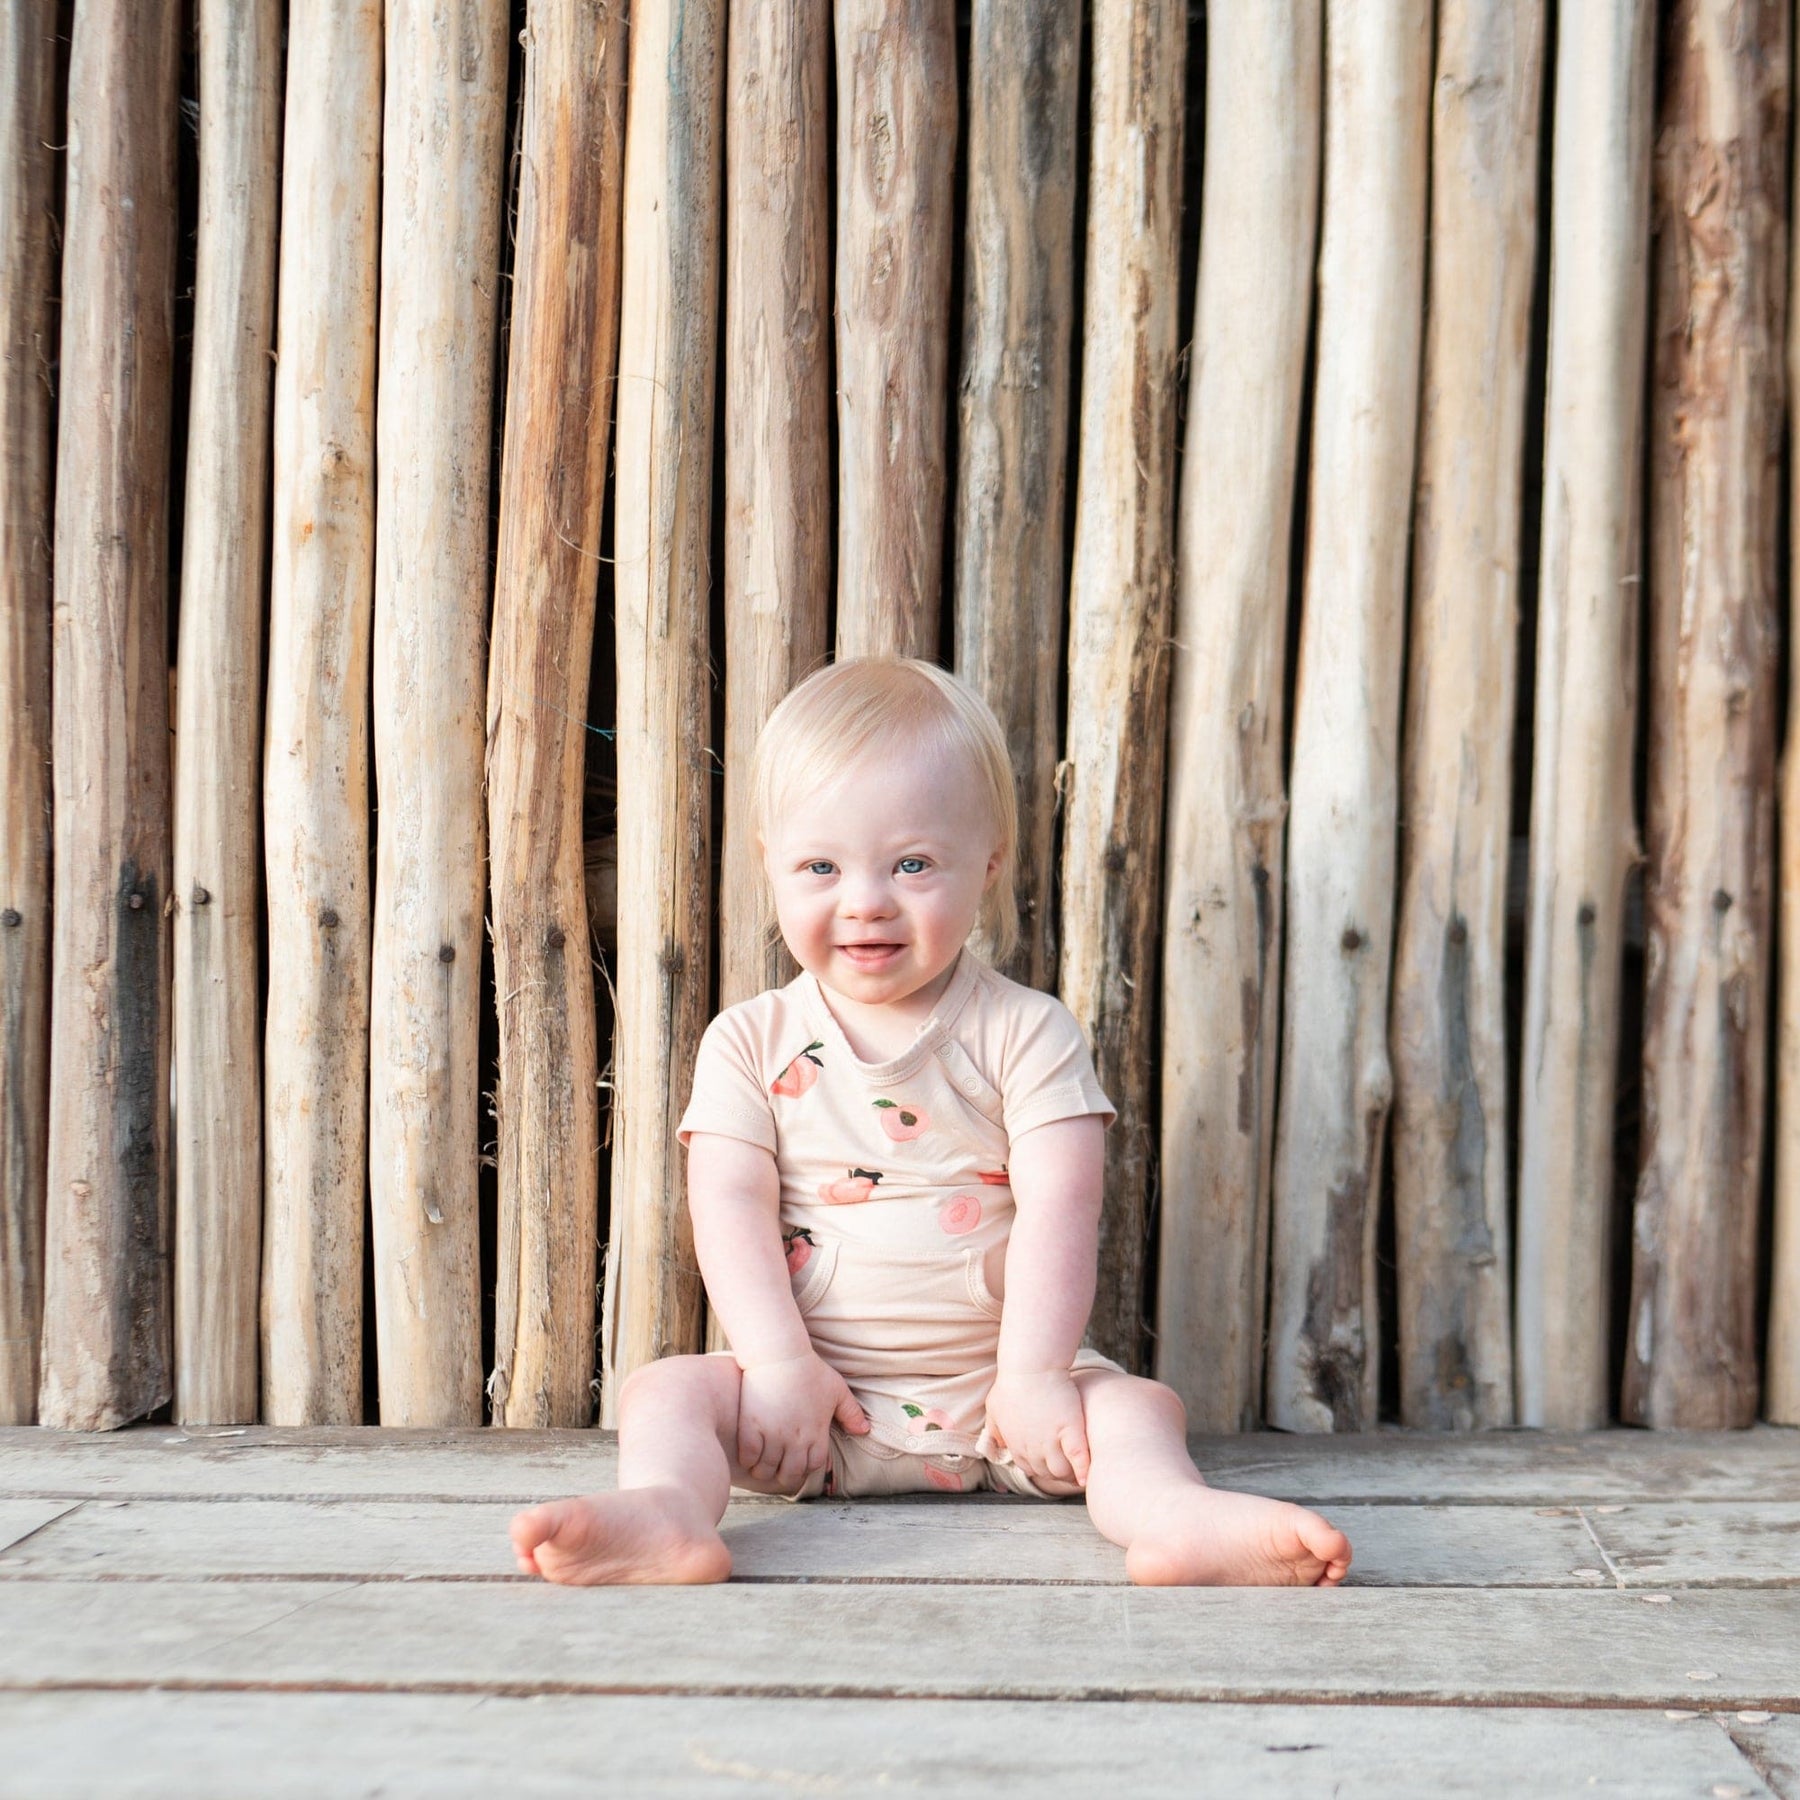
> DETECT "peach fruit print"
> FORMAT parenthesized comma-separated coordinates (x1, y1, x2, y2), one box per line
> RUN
(924, 1464, 964, 1491)
(901, 1402, 955, 1432)
(872, 1097, 930, 1140)
(819, 1167, 884, 1204)
(939, 1194, 982, 1235)
(771, 1040, 824, 1097)
(783, 1227, 816, 1274)
(975, 1166, 1009, 1185)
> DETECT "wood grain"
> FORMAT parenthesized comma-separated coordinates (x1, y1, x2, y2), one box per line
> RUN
(0, 0, 58, 1425)
(39, 0, 181, 1432)
(172, 0, 282, 1428)
(1158, 0, 1319, 1431)
(486, 0, 627, 1427)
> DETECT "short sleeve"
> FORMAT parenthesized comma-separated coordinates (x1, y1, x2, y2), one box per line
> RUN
(998, 991, 1116, 1141)
(676, 1008, 779, 1153)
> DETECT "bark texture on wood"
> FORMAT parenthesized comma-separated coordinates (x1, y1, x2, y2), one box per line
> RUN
(369, 0, 507, 1427)
(952, 0, 1079, 991)
(1058, 0, 1185, 1374)
(1624, 0, 1788, 1431)
(0, 0, 58, 1425)
(1774, 54, 1800, 1426)
(1389, 0, 1543, 1433)
(1157, 2, 1319, 1432)
(833, 0, 956, 660)
(262, 0, 383, 1426)
(39, 0, 180, 1431)
(1267, 0, 1430, 1433)
(720, 0, 831, 1013)
(601, 0, 722, 1420)
(1514, 0, 1653, 1430)
(172, 0, 282, 1427)
(486, 0, 626, 1428)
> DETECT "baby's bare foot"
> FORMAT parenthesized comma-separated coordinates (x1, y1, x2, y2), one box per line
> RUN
(510, 1486, 732, 1587)
(1123, 1483, 1351, 1588)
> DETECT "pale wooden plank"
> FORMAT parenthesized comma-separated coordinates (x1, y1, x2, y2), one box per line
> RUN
(1584, 1503, 1800, 1589)
(0, 1497, 1634, 1588)
(0, 1500, 71, 1556)
(4, 1427, 1799, 1504)
(0, 1695, 1775, 1800)
(1, 1582, 1794, 1705)
(1735, 1714, 1798, 1797)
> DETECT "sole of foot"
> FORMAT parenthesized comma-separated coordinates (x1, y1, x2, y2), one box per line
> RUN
(510, 1487, 733, 1587)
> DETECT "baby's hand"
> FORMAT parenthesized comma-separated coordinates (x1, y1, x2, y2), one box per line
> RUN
(736, 1351, 868, 1493)
(985, 1367, 1090, 1491)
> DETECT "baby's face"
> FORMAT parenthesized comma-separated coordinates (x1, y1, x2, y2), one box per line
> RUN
(761, 743, 1003, 1022)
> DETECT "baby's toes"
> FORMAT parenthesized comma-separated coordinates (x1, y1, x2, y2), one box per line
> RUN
(1294, 1508, 1352, 1586)
(511, 1500, 573, 1568)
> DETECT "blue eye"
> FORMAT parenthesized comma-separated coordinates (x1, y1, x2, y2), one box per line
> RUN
(805, 861, 835, 877)
(897, 857, 927, 875)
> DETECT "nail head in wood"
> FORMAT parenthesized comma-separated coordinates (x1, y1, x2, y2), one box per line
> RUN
(0, 908, 20, 928)
(321, 908, 340, 929)
(438, 944, 455, 964)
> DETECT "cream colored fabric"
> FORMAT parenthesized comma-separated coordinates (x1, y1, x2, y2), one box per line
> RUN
(677, 951, 1116, 1472)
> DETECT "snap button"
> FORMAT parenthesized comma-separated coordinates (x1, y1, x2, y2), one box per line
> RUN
(961, 1076, 979, 1094)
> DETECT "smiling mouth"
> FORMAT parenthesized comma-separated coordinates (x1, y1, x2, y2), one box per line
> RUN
(839, 943, 902, 961)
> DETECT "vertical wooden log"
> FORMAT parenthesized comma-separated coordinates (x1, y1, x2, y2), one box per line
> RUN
(952, 0, 1079, 990)
(1773, 51, 1800, 1427)
(833, 0, 956, 660)
(487, 0, 627, 1429)
(720, 0, 831, 1012)
(39, 0, 180, 1431)
(1059, 0, 1185, 1373)
(1623, 0, 1788, 1431)
(1389, 0, 1543, 1433)
(172, 0, 282, 1426)
(262, 0, 383, 1426)
(1267, 0, 1429, 1433)
(0, 0, 58, 1424)
(1157, 3, 1319, 1432)
(368, 0, 507, 1427)
(601, 0, 722, 1420)
(1514, 0, 1653, 1430)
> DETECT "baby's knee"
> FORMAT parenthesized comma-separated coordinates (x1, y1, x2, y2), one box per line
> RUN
(618, 1352, 718, 1416)
(1083, 1369, 1187, 1435)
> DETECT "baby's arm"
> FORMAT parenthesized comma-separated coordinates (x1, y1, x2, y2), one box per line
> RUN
(985, 1113, 1106, 1488)
(685, 1132, 868, 1491)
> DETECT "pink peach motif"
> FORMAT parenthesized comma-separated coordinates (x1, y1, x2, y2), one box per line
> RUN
(771, 1041, 824, 1097)
(819, 1167, 884, 1205)
(873, 1098, 930, 1141)
(901, 1403, 955, 1433)
(975, 1166, 1010, 1186)
(938, 1194, 982, 1235)
(924, 1464, 964, 1492)
(783, 1229, 815, 1275)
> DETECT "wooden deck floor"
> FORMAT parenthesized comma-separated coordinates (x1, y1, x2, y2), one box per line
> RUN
(1, 1426, 1796, 1796)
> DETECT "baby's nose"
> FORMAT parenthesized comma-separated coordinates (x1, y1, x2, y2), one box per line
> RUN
(841, 872, 897, 917)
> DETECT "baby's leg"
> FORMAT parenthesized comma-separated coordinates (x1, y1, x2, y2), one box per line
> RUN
(1077, 1370, 1352, 1588)
(510, 1354, 741, 1586)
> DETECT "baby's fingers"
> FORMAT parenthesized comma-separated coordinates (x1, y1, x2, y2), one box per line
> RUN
(1062, 1423, 1092, 1487)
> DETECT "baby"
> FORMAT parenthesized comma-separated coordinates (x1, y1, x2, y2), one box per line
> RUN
(511, 657, 1351, 1587)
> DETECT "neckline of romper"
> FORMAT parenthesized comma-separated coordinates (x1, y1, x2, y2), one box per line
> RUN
(799, 950, 981, 1085)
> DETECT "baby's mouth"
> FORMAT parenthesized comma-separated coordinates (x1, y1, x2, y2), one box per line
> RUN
(839, 942, 903, 964)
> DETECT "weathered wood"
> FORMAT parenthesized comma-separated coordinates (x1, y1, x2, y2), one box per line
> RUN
(601, 0, 723, 1419)
(11, 1424, 1800, 1505)
(0, 1495, 1671, 1590)
(0, 1499, 69, 1555)
(38, 0, 181, 1433)
(171, 0, 282, 1428)
(1624, 0, 1789, 1430)
(0, 1696, 1773, 1800)
(952, 0, 1079, 989)
(719, 0, 830, 1012)
(1058, 0, 1185, 1374)
(1157, 2, 1319, 1432)
(1514, 0, 1655, 1431)
(1267, 0, 1430, 1433)
(367, 0, 507, 1427)
(0, 0, 57, 1426)
(1388, 0, 1543, 1433)
(832, 0, 956, 659)
(1777, 55, 1800, 1426)
(486, 0, 627, 1428)
(261, 0, 383, 1427)
(4, 1579, 1797, 1705)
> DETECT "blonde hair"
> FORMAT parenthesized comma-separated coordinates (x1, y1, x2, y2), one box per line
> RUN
(750, 657, 1020, 967)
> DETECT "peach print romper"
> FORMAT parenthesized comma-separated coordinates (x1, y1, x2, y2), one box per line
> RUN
(677, 951, 1117, 1498)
